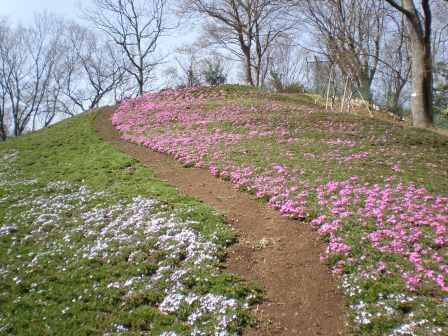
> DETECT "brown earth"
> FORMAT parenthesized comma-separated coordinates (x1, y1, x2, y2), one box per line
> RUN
(93, 107, 347, 336)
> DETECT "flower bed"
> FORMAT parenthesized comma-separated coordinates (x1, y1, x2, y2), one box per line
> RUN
(112, 86, 448, 335)
(0, 113, 258, 335)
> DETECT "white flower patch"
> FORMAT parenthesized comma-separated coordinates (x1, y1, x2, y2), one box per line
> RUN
(350, 301, 374, 325)
(85, 197, 248, 335)
(340, 270, 446, 335)
(10, 184, 108, 229)
(339, 273, 362, 297)
(0, 150, 251, 336)
(0, 224, 17, 237)
(0, 151, 20, 187)
(108, 323, 129, 334)
(80, 197, 158, 259)
(388, 319, 444, 336)
(45, 180, 73, 192)
(188, 294, 239, 336)
(0, 317, 10, 334)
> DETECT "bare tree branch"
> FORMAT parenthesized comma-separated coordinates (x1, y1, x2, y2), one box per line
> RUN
(82, 0, 170, 95)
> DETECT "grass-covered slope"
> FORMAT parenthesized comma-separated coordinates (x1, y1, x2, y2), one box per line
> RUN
(112, 85, 448, 336)
(0, 111, 258, 335)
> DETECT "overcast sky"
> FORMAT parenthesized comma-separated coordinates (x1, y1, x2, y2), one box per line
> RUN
(0, 0, 84, 23)
(0, 0, 234, 87)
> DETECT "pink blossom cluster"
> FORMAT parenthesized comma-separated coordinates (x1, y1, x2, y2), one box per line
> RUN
(208, 159, 307, 218)
(316, 177, 448, 292)
(112, 87, 448, 296)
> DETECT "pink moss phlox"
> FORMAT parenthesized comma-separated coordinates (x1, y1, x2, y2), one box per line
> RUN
(112, 87, 448, 293)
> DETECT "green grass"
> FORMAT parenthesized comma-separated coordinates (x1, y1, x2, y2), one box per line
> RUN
(3, 85, 446, 335)
(0, 110, 259, 335)
(201, 92, 448, 335)
(117, 85, 448, 335)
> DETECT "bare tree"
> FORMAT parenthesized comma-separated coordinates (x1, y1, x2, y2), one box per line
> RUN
(378, 14, 412, 115)
(0, 12, 141, 138)
(175, 46, 202, 88)
(0, 79, 7, 140)
(162, 45, 202, 88)
(182, 0, 294, 87)
(83, 0, 169, 95)
(383, 0, 438, 127)
(268, 34, 307, 91)
(0, 25, 30, 136)
(0, 18, 9, 140)
(0, 14, 63, 136)
(300, 0, 386, 102)
(61, 22, 129, 111)
(0, 15, 63, 136)
(28, 15, 65, 133)
(432, 0, 448, 87)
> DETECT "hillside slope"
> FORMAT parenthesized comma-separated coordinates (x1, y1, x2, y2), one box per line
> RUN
(110, 85, 448, 336)
(0, 112, 259, 335)
(95, 106, 347, 336)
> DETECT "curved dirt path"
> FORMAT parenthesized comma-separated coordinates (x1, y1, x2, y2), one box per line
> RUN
(94, 107, 347, 336)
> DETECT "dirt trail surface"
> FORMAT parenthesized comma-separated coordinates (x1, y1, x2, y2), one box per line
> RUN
(94, 107, 347, 336)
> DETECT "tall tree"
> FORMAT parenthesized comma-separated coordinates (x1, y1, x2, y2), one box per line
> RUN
(61, 22, 129, 111)
(268, 34, 306, 91)
(0, 18, 9, 140)
(182, 0, 293, 87)
(379, 13, 412, 115)
(0, 14, 62, 136)
(300, 0, 386, 102)
(83, 0, 168, 95)
(384, 0, 437, 127)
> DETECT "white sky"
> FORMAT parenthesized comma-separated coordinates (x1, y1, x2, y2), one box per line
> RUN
(0, 0, 239, 87)
(0, 0, 207, 88)
(0, 0, 84, 23)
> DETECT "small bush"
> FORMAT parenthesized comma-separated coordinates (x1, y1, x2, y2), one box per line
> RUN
(203, 60, 227, 86)
(281, 82, 306, 94)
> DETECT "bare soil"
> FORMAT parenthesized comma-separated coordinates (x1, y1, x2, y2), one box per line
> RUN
(94, 107, 347, 336)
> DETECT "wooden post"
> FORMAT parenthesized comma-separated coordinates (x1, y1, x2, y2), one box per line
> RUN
(340, 75, 349, 113)
(325, 67, 333, 111)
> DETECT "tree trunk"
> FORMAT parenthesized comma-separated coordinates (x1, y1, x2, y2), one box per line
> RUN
(0, 124, 6, 141)
(382, 0, 435, 127)
(358, 74, 372, 103)
(243, 48, 254, 86)
(138, 67, 144, 96)
(239, 32, 254, 86)
(409, 37, 433, 127)
(401, 0, 433, 128)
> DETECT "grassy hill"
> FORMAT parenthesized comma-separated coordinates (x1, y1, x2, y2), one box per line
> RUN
(0, 111, 258, 335)
(111, 85, 448, 335)
(1, 85, 447, 335)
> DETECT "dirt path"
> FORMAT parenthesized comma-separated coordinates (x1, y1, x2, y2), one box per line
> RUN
(94, 108, 347, 336)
